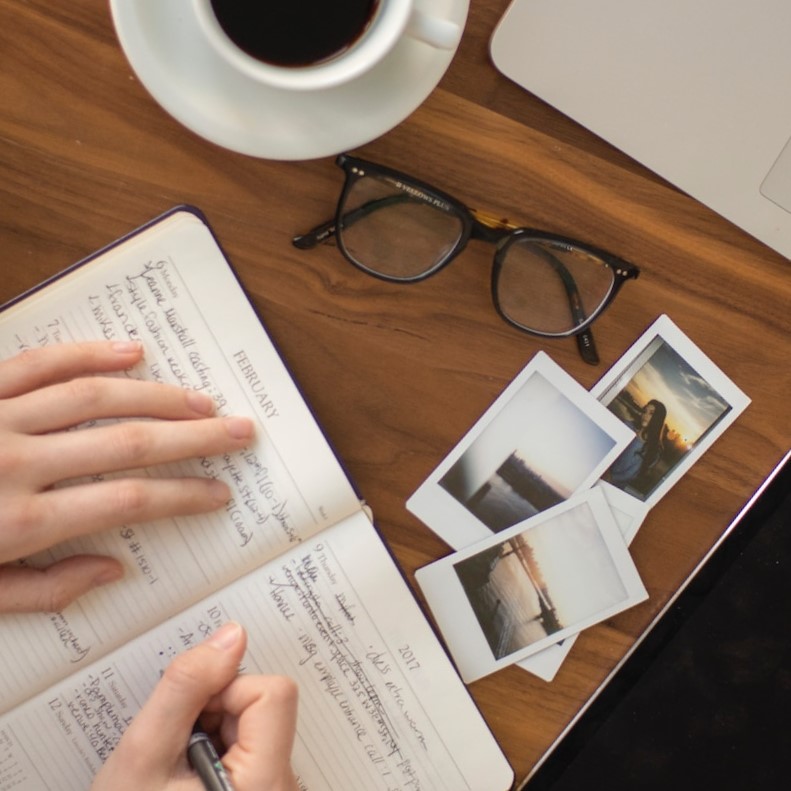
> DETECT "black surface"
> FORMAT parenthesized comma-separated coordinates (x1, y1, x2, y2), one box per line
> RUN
(522, 452, 791, 791)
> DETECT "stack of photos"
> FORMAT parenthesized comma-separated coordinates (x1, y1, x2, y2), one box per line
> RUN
(409, 315, 751, 683)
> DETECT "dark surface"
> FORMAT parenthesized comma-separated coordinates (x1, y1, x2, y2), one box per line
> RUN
(523, 453, 791, 791)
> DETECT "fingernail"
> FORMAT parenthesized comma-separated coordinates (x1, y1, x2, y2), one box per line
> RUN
(224, 416, 255, 440)
(186, 389, 216, 416)
(94, 565, 124, 586)
(112, 340, 143, 355)
(207, 621, 243, 650)
(207, 478, 231, 504)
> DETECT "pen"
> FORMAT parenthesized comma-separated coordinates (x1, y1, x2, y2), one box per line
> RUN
(188, 725, 236, 791)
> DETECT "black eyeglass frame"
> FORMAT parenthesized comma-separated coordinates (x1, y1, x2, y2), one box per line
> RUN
(293, 154, 640, 364)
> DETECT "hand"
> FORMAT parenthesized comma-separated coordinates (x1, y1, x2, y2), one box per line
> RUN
(0, 341, 255, 613)
(91, 622, 299, 791)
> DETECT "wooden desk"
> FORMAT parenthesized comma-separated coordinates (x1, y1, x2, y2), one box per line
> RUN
(1, 1, 788, 785)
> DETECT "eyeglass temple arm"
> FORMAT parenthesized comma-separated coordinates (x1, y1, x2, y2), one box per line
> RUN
(472, 212, 599, 365)
(292, 195, 410, 249)
(574, 323, 599, 364)
(292, 218, 336, 249)
(531, 245, 599, 365)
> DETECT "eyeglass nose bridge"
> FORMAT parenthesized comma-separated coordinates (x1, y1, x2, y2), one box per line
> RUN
(468, 208, 519, 244)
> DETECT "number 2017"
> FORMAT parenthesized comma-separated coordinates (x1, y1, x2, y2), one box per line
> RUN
(398, 645, 421, 671)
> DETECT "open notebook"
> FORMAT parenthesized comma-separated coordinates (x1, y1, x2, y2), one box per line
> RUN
(0, 207, 513, 791)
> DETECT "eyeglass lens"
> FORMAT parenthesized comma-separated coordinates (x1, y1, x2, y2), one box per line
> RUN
(496, 240, 616, 334)
(339, 173, 464, 280)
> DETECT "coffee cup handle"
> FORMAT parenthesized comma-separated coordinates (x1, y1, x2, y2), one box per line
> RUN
(406, 10, 462, 50)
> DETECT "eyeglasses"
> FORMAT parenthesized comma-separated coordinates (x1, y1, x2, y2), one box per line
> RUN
(292, 154, 640, 364)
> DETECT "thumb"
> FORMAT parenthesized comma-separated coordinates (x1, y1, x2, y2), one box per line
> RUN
(119, 622, 247, 772)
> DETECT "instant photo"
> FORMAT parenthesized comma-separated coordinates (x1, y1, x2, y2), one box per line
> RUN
(591, 315, 751, 508)
(407, 353, 633, 549)
(416, 489, 648, 683)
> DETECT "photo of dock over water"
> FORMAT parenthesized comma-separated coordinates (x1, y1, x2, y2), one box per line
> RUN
(462, 452, 566, 531)
(439, 370, 619, 533)
(453, 501, 630, 660)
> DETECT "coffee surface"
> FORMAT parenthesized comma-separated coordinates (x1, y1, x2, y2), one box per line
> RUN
(210, 0, 379, 67)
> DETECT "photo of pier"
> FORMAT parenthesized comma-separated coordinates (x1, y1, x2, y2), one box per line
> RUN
(453, 501, 630, 660)
(439, 371, 618, 532)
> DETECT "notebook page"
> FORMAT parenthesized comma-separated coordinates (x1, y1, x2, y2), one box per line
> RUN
(0, 209, 362, 712)
(0, 511, 512, 791)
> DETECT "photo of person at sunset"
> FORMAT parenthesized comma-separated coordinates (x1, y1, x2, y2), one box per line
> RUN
(602, 337, 732, 500)
(606, 398, 667, 490)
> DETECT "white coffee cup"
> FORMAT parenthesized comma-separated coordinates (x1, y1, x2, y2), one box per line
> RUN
(192, 0, 462, 91)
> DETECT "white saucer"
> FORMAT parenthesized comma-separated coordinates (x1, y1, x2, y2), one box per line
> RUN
(109, 0, 469, 161)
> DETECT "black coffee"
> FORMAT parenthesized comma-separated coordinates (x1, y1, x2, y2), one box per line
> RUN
(210, 0, 380, 67)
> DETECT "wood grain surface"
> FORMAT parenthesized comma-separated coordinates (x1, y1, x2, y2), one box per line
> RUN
(1, 1, 789, 785)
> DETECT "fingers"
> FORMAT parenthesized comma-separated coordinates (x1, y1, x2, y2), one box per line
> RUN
(16, 415, 254, 489)
(0, 341, 144, 399)
(3, 377, 218, 435)
(113, 623, 248, 774)
(210, 674, 300, 791)
(0, 556, 124, 613)
(92, 626, 299, 791)
(2, 477, 232, 561)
